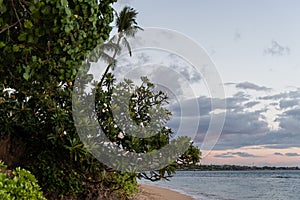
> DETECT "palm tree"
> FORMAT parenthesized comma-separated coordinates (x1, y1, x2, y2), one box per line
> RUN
(99, 6, 143, 87)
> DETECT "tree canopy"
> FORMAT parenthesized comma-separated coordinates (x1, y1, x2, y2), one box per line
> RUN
(0, 0, 133, 199)
(0, 1, 201, 199)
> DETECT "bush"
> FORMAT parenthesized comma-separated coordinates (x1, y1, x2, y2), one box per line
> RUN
(0, 161, 46, 200)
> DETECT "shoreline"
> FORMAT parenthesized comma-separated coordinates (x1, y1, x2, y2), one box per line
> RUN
(135, 184, 194, 200)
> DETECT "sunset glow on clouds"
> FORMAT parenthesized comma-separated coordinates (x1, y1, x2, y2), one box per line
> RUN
(187, 87, 300, 166)
(202, 147, 300, 167)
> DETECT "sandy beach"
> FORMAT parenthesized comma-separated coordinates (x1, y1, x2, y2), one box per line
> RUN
(135, 184, 193, 200)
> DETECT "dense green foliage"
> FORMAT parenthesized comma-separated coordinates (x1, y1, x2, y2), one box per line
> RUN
(0, 0, 139, 199)
(97, 76, 172, 153)
(0, 161, 46, 200)
(95, 74, 201, 181)
(0, 0, 116, 143)
(0, 1, 201, 199)
(178, 142, 201, 166)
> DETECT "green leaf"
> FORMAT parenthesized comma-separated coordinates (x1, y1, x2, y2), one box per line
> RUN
(60, 0, 68, 6)
(65, 8, 71, 16)
(64, 26, 71, 33)
(29, 4, 36, 12)
(13, 45, 20, 52)
(23, 72, 30, 81)
(41, 5, 51, 14)
(24, 20, 33, 29)
(0, 41, 5, 48)
(31, 56, 37, 62)
(28, 35, 35, 43)
(23, 65, 31, 81)
(18, 32, 27, 41)
(0, 0, 7, 14)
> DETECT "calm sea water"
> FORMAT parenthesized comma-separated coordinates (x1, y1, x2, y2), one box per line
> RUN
(139, 170, 300, 200)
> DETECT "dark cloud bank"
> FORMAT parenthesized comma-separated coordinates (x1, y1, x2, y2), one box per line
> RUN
(167, 82, 300, 151)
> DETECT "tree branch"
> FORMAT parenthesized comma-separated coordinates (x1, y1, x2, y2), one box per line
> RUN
(18, 0, 32, 15)
(0, 18, 24, 35)
(11, 0, 23, 30)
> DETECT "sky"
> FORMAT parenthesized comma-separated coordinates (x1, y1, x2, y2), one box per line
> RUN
(112, 0, 300, 167)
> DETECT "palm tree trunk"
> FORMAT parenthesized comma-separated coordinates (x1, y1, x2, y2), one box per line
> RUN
(99, 34, 122, 87)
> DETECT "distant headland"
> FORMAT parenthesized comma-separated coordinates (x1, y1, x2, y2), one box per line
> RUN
(178, 164, 300, 171)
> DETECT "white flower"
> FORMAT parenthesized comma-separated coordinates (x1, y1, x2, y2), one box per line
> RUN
(3, 88, 16, 98)
(118, 132, 124, 139)
(25, 96, 31, 102)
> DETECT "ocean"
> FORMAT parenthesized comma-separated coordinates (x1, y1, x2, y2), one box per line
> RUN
(139, 170, 300, 200)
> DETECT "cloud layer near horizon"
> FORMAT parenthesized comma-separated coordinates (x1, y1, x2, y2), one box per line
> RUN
(167, 82, 300, 152)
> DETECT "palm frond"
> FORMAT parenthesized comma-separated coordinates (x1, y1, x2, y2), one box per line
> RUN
(116, 6, 139, 33)
(122, 37, 132, 56)
(90, 50, 114, 64)
(97, 51, 116, 65)
(109, 35, 118, 43)
(124, 26, 143, 38)
(99, 41, 121, 54)
(87, 42, 119, 63)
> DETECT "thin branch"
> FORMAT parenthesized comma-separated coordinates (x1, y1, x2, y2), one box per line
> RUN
(0, 24, 15, 35)
(0, 0, 31, 35)
(11, 0, 23, 30)
(18, 0, 32, 15)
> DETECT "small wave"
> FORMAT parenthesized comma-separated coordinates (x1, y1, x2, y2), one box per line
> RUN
(195, 192, 235, 200)
(272, 175, 292, 179)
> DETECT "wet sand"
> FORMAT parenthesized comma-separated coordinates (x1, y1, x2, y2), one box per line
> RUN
(135, 184, 193, 200)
